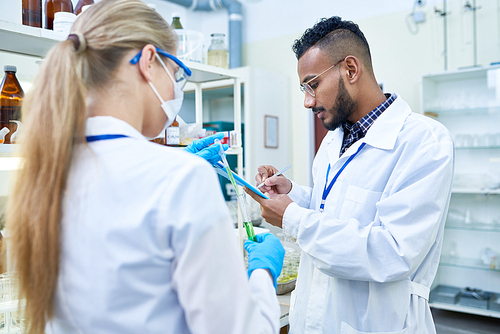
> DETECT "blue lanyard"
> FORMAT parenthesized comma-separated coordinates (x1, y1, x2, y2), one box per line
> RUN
(86, 134, 129, 142)
(319, 142, 366, 213)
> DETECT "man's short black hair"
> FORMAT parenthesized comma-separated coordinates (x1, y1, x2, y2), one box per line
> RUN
(292, 16, 373, 73)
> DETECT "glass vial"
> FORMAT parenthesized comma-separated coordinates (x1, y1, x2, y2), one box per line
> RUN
(22, 0, 42, 27)
(44, 0, 73, 30)
(0, 66, 24, 144)
(74, 0, 94, 15)
(207, 33, 229, 69)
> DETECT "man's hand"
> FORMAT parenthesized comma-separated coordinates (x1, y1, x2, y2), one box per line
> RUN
(244, 188, 293, 228)
(255, 165, 292, 195)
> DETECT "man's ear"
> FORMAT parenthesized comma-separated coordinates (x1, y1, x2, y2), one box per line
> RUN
(137, 44, 157, 83)
(344, 55, 360, 84)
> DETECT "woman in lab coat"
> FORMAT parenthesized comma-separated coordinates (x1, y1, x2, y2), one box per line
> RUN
(246, 17, 454, 333)
(5, 1, 284, 333)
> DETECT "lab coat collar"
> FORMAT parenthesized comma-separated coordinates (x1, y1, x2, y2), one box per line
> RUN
(85, 116, 148, 142)
(324, 94, 410, 158)
(362, 94, 410, 150)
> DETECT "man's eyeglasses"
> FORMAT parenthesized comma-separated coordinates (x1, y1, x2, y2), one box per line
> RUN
(300, 58, 344, 97)
(130, 47, 192, 89)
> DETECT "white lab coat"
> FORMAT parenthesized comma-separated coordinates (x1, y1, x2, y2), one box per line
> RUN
(46, 116, 280, 334)
(283, 96, 454, 334)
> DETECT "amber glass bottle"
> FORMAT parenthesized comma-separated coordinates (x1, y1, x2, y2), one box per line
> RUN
(171, 13, 183, 29)
(0, 66, 24, 144)
(44, 0, 73, 30)
(74, 0, 94, 15)
(22, 0, 43, 28)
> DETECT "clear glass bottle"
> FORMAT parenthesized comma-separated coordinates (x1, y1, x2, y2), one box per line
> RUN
(44, 0, 73, 30)
(207, 33, 229, 69)
(22, 0, 42, 28)
(0, 66, 24, 144)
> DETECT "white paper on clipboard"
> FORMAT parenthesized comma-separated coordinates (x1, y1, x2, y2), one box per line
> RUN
(213, 163, 269, 199)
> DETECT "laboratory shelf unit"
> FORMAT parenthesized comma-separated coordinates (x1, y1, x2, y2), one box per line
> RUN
(422, 66, 500, 318)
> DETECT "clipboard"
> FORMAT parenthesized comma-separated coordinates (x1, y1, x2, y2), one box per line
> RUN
(213, 163, 269, 199)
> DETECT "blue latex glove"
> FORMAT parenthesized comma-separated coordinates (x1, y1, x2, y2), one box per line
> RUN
(184, 133, 229, 165)
(244, 233, 285, 290)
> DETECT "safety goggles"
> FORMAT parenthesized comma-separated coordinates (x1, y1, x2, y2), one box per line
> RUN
(130, 47, 192, 89)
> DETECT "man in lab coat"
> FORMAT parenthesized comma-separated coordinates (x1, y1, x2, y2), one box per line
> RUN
(245, 16, 454, 333)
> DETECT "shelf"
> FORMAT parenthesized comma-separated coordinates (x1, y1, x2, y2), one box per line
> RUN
(422, 65, 500, 83)
(0, 300, 25, 313)
(423, 106, 500, 116)
(445, 222, 500, 232)
(440, 256, 500, 272)
(0, 20, 62, 57)
(455, 145, 500, 150)
(430, 302, 500, 318)
(0, 20, 240, 84)
(452, 188, 500, 195)
(183, 61, 239, 83)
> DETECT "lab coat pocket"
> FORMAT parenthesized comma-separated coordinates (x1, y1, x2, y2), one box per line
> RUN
(338, 185, 382, 224)
(340, 322, 410, 334)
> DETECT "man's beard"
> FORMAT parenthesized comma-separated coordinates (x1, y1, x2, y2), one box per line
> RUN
(313, 77, 357, 131)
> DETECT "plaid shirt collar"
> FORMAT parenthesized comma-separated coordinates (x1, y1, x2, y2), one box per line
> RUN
(340, 93, 396, 157)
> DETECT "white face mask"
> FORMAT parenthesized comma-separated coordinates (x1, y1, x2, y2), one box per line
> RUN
(147, 54, 184, 132)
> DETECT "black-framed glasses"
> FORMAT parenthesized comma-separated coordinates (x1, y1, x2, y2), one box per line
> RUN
(300, 58, 344, 97)
(130, 47, 192, 89)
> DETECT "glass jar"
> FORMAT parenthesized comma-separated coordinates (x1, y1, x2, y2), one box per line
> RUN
(44, 0, 73, 30)
(207, 33, 229, 69)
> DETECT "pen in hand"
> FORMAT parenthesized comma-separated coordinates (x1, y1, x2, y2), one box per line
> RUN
(256, 165, 292, 189)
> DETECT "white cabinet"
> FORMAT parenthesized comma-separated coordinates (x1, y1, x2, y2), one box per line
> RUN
(422, 66, 500, 317)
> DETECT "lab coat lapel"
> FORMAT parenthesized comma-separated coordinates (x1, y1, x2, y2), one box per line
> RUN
(325, 128, 344, 166)
(362, 96, 412, 151)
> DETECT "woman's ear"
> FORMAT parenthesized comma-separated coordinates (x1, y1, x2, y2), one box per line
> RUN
(344, 55, 360, 84)
(137, 44, 157, 83)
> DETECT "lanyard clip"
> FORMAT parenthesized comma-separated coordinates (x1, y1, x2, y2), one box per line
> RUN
(319, 199, 326, 213)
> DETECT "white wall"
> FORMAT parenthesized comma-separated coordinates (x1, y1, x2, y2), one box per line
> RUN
(242, 0, 500, 185)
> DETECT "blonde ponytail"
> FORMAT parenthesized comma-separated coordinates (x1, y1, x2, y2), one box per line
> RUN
(5, 1, 178, 333)
(7, 38, 87, 334)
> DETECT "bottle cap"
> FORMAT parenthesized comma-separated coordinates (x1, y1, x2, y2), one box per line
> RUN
(4, 65, 17, 73)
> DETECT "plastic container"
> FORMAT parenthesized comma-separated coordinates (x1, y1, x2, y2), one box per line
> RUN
(429, 285, 461, 304)
(176, 30, 204, 64)
(53, 12, 76, 37)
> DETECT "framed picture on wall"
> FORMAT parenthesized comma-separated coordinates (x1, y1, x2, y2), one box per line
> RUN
(264, 115, 278, 148)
